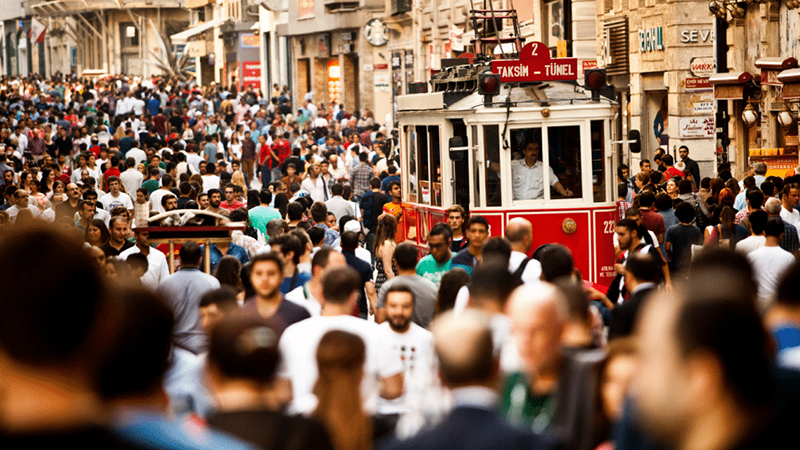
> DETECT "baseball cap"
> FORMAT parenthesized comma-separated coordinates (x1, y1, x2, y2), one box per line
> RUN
(343, 220, 362, 234)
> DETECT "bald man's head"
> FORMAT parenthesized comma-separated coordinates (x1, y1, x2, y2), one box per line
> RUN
(432, 310, 496, 388)
(507, 282, 567, 375)
(506, 217, 533, 253)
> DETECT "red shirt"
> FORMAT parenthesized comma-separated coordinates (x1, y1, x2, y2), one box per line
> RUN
(639, 207, 665, 237)
(103, 168, 121, 189)
(665, 167, 684, 179)
(219, 200, 245, 212)
(272, 139, 292, 165)
(259, 143, 273, 166)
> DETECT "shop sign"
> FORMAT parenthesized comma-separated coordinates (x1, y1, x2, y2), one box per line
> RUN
(318, 34, 330, 58)
(693, 102, 714, 114)
(680, 29, 715, 44)
(364, 19, 388, 46)
(185, 41, 206, 58)
(679, 117, 715, 138)
(685, 77, 711, 91)
(714, 84, 743, 100)
(327, 60, 342, 105)
(638, 27, 664, 52)
(491, 41, 577, 82)
(375, 63, 389, 70)
(374, 72, 391, 93)
(241, 34, 259, 48)
(690, 57, 716, 78)
(241, 61, 261, 89)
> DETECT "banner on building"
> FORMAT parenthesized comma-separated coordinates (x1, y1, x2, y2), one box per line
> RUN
(449, 25, 464, 52)
(30, 17, 47, 44)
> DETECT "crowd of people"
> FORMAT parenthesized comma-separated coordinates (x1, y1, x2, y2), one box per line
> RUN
(0, 72, 799, 450)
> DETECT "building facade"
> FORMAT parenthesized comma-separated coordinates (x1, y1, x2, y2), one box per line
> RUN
(598, 0, 718, 179)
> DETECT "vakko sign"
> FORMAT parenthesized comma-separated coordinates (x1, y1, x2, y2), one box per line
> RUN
(491, 42, 578, 82)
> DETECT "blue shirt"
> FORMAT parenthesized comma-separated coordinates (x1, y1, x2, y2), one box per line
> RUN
(114, 410, 256, 450)
(280, 271, 312, 295)
(317, 223, 340, 247)
(381, 175, 401, 196)
(203, 242, 250, 274)
(147, 98, 160, 116)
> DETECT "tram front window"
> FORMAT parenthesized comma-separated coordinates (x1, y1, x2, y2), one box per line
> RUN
(508, 127, 579, 201)
(547, 126, 582, 200)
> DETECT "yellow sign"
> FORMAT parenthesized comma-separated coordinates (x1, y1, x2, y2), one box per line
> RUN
(557, 40, 567, 58)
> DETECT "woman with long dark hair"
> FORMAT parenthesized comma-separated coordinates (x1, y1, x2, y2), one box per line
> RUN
(372, 214, 397, 294)
(85, 219, 110, 247)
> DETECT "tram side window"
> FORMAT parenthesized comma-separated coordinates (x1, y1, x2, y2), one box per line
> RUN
(416, 125, 430, 204)
(407, 127, 417, 201)
(591, 121, 606, 203)
(547, 126, 582, 200)
(429, 126, 442, 207)
(483, 125, 502, 207)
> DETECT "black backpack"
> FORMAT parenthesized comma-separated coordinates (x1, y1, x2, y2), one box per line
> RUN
(361, 191, 375, 229)
(688, 194, 710, 229)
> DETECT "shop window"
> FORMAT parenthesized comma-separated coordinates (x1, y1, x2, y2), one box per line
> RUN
(591, 121, 607, 203)
(484, 125, 502, 206)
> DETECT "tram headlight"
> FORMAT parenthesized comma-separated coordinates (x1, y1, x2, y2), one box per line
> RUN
(584, 68, 609, 102)
(478, 72, 501, 97)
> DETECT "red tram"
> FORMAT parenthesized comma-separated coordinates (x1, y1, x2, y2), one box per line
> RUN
(395, 42, 620, 286)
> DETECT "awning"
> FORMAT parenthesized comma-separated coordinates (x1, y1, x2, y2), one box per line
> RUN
(170, 17, 231, 44)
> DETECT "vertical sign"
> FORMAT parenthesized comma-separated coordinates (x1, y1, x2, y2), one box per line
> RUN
(241, 61, 261, 89)
(327, 60, 342, 106)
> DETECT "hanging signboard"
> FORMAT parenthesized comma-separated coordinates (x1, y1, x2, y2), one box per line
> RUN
(491, 41, 578, 82)
(679, 117, 715, 138)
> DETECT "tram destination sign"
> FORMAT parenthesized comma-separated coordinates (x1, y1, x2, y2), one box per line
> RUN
(491, 42, 578, 82)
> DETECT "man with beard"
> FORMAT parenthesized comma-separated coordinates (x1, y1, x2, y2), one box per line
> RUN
(204, 188, 229, 217)
(377, 284, 436, 419)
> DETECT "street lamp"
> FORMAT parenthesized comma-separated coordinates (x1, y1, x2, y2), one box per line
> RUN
(778, 104, 795, 128)
(742, 103, 758, 126)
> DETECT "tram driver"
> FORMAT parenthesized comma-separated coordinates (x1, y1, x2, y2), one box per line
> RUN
(491, 140, 573, 200)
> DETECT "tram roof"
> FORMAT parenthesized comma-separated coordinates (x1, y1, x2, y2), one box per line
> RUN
(397, 81, 616, 113)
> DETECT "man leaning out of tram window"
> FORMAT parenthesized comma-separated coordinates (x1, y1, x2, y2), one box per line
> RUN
(490, 140, 573, 200)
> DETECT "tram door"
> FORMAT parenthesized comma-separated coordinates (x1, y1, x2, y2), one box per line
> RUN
(449, 119, 470, 213)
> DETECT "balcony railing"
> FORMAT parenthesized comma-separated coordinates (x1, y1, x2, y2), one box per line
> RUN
(30, 0, 183, 16)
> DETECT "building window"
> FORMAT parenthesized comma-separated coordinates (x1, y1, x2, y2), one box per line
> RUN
(120, 23, 139, 48)
(603, 18, 629, 75)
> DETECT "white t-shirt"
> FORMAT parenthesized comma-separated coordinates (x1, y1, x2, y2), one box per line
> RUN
(99, 191, 133, 212)
(376, 322, 436, 415)
(508, 251, 543, 285)
(735, 235, 766, 255)
(119, 246, 170, 290)
(747, 246, 796, 308)
(278, 315, 404, 415)
(780, 207, 800, 240)
(127, 148, 147, 167)
(149, 188, 173, 214)
(201, 175, 220, 193)
(284, 284, 322, 316)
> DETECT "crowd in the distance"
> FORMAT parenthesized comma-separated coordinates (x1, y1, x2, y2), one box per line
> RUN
(1, 72, 800, 450)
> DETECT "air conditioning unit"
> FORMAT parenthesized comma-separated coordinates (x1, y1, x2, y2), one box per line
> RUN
(392, 0, 411, 15)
